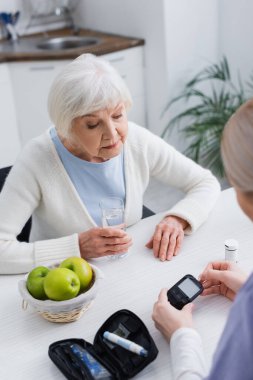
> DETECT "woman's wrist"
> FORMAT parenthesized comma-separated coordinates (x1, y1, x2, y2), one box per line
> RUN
(171, 326, 197, 341)
(78, 232, 87, 259)
(163, 215, 189, 230)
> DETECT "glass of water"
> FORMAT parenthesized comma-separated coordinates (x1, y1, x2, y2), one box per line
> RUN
(99, 197, 128, 259)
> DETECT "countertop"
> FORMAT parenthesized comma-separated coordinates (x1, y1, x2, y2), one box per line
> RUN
(0, 28, 145, 62)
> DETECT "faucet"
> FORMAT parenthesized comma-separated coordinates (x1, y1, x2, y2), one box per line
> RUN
(54, 6, 78, 34)
(0, 12, 20, 42)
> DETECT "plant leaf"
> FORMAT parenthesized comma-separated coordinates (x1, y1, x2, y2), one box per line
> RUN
(161, 56, 253, 177)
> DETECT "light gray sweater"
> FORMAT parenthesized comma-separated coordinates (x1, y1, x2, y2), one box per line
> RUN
(0, 123, 220, 273)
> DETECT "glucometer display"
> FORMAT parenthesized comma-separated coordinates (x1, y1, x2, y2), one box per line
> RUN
(178, 277, 201, 298)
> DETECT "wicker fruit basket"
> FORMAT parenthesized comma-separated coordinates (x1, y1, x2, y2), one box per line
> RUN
(18, 263, 104, 323)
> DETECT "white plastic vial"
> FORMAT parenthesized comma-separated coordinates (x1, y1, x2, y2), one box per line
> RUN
(224, 239, 239, 262)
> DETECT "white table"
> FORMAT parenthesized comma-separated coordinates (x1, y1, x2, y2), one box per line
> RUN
(1, 188, 253, 380)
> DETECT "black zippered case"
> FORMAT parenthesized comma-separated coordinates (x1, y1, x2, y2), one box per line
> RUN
(48, 309, 159, 379)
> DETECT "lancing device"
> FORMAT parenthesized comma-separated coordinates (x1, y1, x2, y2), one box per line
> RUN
(103, 331, 148, 357)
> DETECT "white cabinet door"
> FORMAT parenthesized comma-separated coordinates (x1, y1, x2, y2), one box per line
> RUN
(0, 64, 21, 167)
(103, 47, 146, 126)
(9, 60, 71, 145)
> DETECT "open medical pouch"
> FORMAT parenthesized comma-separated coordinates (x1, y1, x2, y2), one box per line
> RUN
(48, 309, 159, 379)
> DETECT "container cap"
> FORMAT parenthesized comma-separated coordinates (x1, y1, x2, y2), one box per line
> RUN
(224, 238, 239, 250)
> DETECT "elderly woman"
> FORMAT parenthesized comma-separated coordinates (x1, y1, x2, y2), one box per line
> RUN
(0, 53, 219, 274)
(152, 98, 253, 380)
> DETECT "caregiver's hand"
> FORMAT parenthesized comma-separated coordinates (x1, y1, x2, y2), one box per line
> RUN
(199, 261, 248, 301)
(146, 215, 188, 261)
(152, 288, 194, 341)
(79, 227, 132, 259)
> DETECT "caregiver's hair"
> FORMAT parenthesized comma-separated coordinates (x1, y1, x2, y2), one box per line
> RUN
(48, 53, 132, 137)
(221, 98, 253, 193)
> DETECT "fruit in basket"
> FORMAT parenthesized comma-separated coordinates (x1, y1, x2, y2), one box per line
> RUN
(60, 257, 93, 292)
(27, 266, 50, 300)
(43, 268, 80, 301)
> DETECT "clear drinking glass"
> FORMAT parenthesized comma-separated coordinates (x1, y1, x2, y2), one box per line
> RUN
(99, 197, 128, 260)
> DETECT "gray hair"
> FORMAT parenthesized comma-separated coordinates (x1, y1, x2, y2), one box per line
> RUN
(221, 98, 253, 193)
(48, 53, 132, 137)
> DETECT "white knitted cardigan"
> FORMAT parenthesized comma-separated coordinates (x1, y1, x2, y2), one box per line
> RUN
(0, 123, 220, 273)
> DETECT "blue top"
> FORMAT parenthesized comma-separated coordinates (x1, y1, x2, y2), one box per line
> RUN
(206, 272, 253, 380)
(50, 128, 126, 226)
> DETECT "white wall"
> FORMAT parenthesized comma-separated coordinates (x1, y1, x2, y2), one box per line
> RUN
(0, 0, 21, 10)
(219, 0, 253, 82)
(163, 0, 219, 148)
(164, 0, 218, 98)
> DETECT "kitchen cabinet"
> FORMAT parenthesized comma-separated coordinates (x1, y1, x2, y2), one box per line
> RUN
(0, 64, 21, 167)
(9, 46, 146, 146)
(103, 47, 146, 128)
(9, 59, 71, 145)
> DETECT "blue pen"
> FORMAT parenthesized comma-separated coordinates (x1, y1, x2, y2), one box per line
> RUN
(103, 331, 148, 357)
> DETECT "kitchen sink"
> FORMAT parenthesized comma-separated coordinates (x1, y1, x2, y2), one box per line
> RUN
(0, 34, 103, 54)
(36, 36, 101, 50)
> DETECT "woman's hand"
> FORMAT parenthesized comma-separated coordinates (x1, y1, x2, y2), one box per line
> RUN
(146, 215, 188, 261)
(78, 227, 132, 259)
(199, 261, 248, 301)
(152, 288, 194, 341)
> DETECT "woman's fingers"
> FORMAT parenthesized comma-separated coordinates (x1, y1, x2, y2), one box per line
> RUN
(99, 227, 127, 238)
(201, 284, 236, 301)
(200, 268, 227, 283)
(145, 237, 154, 249)
(201, 285, 223, 296)
(105, 241, 132, 253)
(174, 232, 184, 256)
(159, 230, 171, 261)
(200, 261, 234, 280)
(104, 235, 132, 245)
(158, 288, 169, 302)
(201, 279, 221, 289)
(166, 232, 177, 260)
(153, 226, 162, 258)
(153, 227, 184, 261)
(79, 227, 132, 259)
(147, 216, 186, 261)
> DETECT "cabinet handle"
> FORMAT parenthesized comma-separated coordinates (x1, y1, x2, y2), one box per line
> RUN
(29, 66, 55, 71)
(108, 57, 124, 63)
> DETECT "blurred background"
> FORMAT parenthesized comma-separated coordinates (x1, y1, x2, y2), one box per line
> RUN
(0, 0, 251, 209)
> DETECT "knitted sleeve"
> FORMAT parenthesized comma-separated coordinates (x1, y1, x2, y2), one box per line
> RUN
(0, 143, 80, 274)
(129, 124, 221, 233)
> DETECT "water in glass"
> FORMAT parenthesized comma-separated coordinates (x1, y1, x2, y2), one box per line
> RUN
(99, 197, 127, 259)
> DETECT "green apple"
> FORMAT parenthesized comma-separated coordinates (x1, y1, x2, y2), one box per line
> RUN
(27, 266, 50, 300)
(43, 268, 80, 301)
(60, 257, 93, 293)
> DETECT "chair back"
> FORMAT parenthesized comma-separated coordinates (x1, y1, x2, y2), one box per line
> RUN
(0, 166, 31, 242)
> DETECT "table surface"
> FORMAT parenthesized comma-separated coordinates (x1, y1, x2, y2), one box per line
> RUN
(1, 188, 253, 380)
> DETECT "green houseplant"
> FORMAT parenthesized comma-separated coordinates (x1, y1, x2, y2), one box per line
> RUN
(162, 57, 252, 178)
